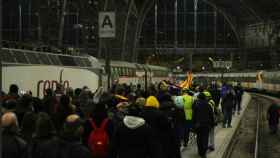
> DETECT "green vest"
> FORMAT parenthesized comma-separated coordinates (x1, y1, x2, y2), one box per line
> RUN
(183, 94, 193, 120)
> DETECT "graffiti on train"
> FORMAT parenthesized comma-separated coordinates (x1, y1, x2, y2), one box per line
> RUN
(37, 80, 70, 97)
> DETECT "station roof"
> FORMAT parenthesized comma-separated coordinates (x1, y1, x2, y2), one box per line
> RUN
(208, 0, 280, 24)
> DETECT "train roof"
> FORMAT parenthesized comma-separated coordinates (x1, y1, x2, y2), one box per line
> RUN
(1, 48, 102, 69)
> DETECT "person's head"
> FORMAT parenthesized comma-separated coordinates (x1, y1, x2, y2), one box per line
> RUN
(135, 97, 146, 108)
(137, 84, 141, 89)
(35, 112, 56, 138)
(62, 114, 84, 138)
(9, 84, 19, 94)
(74, 88, 82, 97)
(91, 103, 108, 120)
(1, 112, 19, 132)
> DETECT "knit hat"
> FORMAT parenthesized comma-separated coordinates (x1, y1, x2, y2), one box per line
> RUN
(145, 96, 160, 109)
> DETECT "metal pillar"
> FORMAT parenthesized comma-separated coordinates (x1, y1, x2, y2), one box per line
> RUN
(214, 10, 217, 51)
(174, 0, 178, 47)
(0, 0, 2, 93)
(155, 0, 158, 53)
(58, 0, 67, 47)
(28, 0, 32, 39)
(192, 0, 198, 71)
(19, 3, 22, 41)
(75, 11, 80, 48)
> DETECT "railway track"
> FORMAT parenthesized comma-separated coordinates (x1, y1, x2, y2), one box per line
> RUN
(225, 94, 280, 158)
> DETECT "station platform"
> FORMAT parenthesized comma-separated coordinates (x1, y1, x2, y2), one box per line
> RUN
(181, 93, 252, 158)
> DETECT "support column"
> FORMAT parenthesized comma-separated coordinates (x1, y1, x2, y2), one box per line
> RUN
(193, 0, 198, 71)
(270, 49, 279, 69)
(0, 0, 2, 92)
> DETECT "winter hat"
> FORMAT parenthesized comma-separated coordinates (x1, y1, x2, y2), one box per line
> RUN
(145, 96, 160, 109)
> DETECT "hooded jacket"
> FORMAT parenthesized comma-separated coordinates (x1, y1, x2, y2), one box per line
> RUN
(108, 115, 162, 158)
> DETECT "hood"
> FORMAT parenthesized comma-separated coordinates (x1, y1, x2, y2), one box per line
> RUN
(123, 116, 145, 129)
(145, 96, 160, 109)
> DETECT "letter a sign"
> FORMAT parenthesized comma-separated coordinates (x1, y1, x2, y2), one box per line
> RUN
(99, 12, 115, 38)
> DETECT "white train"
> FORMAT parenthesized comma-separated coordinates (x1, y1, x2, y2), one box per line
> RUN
(192, 71, 280, 93)
(1, 48, 170, 98)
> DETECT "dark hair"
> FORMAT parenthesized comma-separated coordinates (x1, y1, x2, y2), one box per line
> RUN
(127, 104, 141, 116)
(9, 84, 19, 94)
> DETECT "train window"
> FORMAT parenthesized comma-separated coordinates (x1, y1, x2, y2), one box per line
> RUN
(13, 50, 29, 64)
(40, 54, 52, 65)
(26, 53, 41, 64)
(2, 49, 16, 63)
(59, 56, 77, 66)
(74, 57, 85, 67)
(83, 58, 92, 67)
(49, 55, 61, 65)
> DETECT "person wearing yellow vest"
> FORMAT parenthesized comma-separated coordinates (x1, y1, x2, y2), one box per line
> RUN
(182, 89, 194, 147)
(203, 91, 216, 151)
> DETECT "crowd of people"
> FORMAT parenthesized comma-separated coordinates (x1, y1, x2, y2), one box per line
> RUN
(0, 81, 244, 158)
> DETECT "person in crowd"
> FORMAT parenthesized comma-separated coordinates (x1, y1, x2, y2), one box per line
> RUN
(193, 93, 214, 158)
(182, 89, 194, 148)
(159, 93, 182, 158)
(83, 103, 114, 146)
(2, 112, 27, 158)
(157, 81, 169, 104)
(59, 114, 92, 158)
(21, 112, 38, 143)
(42, 89, 57, 115)
(234, 83, 244, 115)
(221, 84, 235, 128)
(79, 86, 92, 118)
(16, 94, 34, 126)
(208, 82, 220, 106)
(203, 91, 217, 151)
(135, 84, 144, 98)
(53, 95, 76, 131)
(28, 112, 58, 158)
(267, 103, 280, 134)
(142, 96, 173, 158)
(108, 104, 162, 158)
(7, 84, 20, 100)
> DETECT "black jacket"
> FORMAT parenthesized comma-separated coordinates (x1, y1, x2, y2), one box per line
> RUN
(160, 101, 182, 158)
(267, 104, 280, 125)
(221, 90, 235, 110)
(58, 137, 92, 158)
(2, 130, 27, 158)
(28, 136, 60, 158)
(193, 99, 215, 129)
(108, 115, 162, 158)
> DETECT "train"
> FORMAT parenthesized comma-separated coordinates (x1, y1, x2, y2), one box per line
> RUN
(1, 48, 170, 98)
(191, 71, 280, 95)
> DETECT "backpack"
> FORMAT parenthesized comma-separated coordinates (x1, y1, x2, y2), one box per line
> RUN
(88, 118, 109, 158)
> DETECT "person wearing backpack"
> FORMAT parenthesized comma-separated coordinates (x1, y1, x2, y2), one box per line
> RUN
(83, 103, 113, 158)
